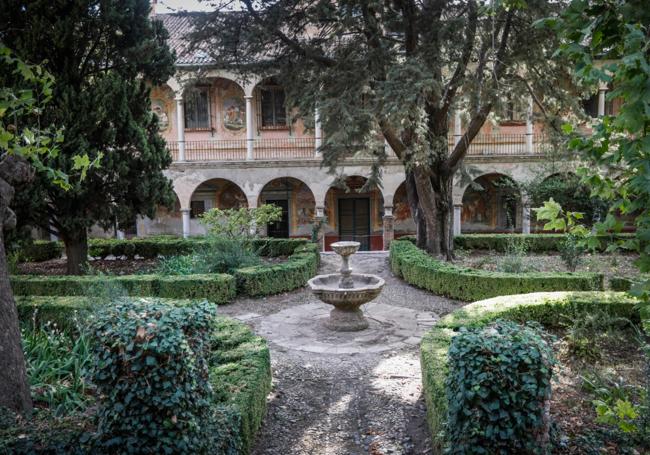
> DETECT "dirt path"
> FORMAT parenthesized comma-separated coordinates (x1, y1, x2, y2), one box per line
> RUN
(218, 252, 463, 455)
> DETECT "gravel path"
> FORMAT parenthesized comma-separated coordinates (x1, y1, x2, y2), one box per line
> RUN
(218, 252, 464, 455)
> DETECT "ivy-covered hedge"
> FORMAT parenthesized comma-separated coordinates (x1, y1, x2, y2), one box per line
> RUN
(420, 291, 639, 451)
(12, 296, 272, 454)
(11, 273, 236, 304)
(453, 233, 635, 252)
(235, 243, 320, 296)
(390, 240, 604, 301)
(19, 236, 310, 261)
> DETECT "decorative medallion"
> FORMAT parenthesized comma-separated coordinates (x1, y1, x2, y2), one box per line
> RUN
(151, 99, 169, 131)
(223, 96, 245, 131)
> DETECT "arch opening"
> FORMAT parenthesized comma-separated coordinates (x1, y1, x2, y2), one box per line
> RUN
(462, 173, 521, 233)
(257, 177, 316, 239)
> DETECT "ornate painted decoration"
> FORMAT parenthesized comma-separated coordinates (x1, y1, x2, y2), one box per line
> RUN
(223, 96, 245, 131)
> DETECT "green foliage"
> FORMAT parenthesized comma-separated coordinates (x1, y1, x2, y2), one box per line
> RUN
(22, 323, 93, 416)
(582, 373, 647, 437)
(390, 240, 603, 302)
(3, 0, 176, 271)
(419, 291, 640, 451)
(11, 273, 236, 304)
(19, 240, 64, 262)
(157, 237, 260, 275)
(234, 243, 320, 296)
(453, 233, 634, 253)
(496, 236, 533, 273)
(92, 299, 216, 453)
(565, 308, 633, 361)
(446, 320, 555, 453)
(550, 0, 650, 300)
(200, 205, 283, 239)
(558, 234, 584, 272)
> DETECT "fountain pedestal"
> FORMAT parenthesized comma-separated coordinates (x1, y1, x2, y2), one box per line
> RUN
(308, 241, 385, 332)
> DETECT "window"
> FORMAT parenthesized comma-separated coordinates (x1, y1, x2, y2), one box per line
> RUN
(184, 87, 210, 130)
(582, 91, 615, 118)
(260, 85, 287, 129)
(190, 200, 205, 219)
(498, 98, 527, 124)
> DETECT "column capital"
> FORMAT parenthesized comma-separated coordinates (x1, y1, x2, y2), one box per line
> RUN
(383, 205, 393, 217)
(244, 95, 253, 100)
(174, 94, 183, 102)
(453, 203, 463, 208)
(180, 208, 190, 213)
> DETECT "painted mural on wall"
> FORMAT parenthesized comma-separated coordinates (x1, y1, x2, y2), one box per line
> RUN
(223, 96, 245, 131)
(295, 183, 315, 226)
(462, 174, 520, 231)
(151, 99, 170, 132)
(218, 182, 248, 209)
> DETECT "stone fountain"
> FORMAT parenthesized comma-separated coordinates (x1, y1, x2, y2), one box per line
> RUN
(308, 241, 385, 331)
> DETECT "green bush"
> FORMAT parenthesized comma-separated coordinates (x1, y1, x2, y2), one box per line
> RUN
(390, 240, 603, 301)
(92, 299, 216, 453)
(453, 233, 634, 252)
(446, 320, 555, 453)
(235, 243, 320, 296)
(12, 296, 272, 455)
(20, 240, 64, 262)
(11, 273, 236, 304)
(420, 291, 639, 451)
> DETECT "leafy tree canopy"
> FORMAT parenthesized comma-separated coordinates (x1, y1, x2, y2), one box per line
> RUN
(0, 0, 176, 274)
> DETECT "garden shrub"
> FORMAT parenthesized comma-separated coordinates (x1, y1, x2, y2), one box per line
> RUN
(453, 233, 634, 252)
(234, 243, 320, 296)
(610, 276, 644, 292)
(446, 320, 555, 453)
(420, 291, 639, 451)
(20, 240, 64, 262)
(91, 299, 216, 453)
(11, 273, 236, 304)
(11, 296, 272, 455)
(390, 240, 603, 301)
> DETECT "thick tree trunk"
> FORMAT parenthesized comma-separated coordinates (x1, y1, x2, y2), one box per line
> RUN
(0, 155, 33, 415)
(63, 229, 89, 275)
(404, 170, 427, 249)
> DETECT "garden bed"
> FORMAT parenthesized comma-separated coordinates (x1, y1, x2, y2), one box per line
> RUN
(3, 297, 271, 454)
(390, 240, 604, 301)
(419, 291, 644, 452)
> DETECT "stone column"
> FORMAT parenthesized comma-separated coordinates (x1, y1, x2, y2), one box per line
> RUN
(181, 209, 190, 239)
(175, 95, 185, 162)
(383, 206, 394, 250)
(522, 204, 531, 234)
(598, 88, 606, 117)
(316, 206, 326, 251)
(453, 110, 462, 146)
(116, 229, 125, 240)
(314, 107, 322, 156)
(525, 97, 534, 154)
(245, 95, 254, 160)
(453, 204, 462, 236)
(135, 216, 143, 238)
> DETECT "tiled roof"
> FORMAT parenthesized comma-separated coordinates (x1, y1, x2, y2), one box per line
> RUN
(157, 13, 214, 66)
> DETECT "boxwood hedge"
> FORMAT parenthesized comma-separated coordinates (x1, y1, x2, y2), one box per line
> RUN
(235, 243, 320, 296)
(390, 240, 604, 301)
(11, 273, 236, 304)
(420, 291, 640, 451)
(11, 241, 320, 301)
(18, 237, 311, 261)
(13, 296, 272, 455)
(453, 233, 635, 252)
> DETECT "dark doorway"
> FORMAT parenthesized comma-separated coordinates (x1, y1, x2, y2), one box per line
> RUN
(266, 199, 289, 238)
(338, 198, 370, 250)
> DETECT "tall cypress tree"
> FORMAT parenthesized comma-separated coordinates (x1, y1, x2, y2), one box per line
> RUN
(1, 0, 176, 274)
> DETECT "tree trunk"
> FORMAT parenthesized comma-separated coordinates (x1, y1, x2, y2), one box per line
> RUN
(63, 229, 89, 275)
(0, 155, 33, 415)
(404, 170, 427, 249)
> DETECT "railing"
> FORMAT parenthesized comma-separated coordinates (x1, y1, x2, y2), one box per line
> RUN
(168, 134, 549, 162)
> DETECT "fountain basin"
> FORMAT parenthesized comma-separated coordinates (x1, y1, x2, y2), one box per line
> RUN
(308, 273, 385, 331)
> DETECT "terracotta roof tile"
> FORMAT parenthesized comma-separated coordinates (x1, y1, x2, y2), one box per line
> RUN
(157, 13, 214, 66)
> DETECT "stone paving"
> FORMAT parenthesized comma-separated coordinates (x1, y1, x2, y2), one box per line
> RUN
(217, 252, 464, 455)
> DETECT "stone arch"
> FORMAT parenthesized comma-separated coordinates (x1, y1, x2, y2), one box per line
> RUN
(324, 175, 385, 251)
(257, 177, 316, 238)
(461, 173, 522, 232)
(392, 181, 416, 236)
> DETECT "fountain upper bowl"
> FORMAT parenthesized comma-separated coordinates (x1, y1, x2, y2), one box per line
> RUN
(308, 273, 385, 306)
(330, 241, 360, 257)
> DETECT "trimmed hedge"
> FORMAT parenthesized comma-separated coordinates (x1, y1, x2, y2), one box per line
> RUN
(390, 240, 604, 301)
(13, 296, 272, 455)
(11, 273, 236, 304)
(453, 233, 635, 252)
(20, 240, 64, 262)
(420, 291, 640, 451)
(235, 243, 320, 296)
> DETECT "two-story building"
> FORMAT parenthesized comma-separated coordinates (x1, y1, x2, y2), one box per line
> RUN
(132, 11, 615, 251)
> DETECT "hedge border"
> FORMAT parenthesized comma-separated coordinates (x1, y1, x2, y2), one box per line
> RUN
(18, 237, 310, 262)
(420, 291, 640, 451)
(14, 296, 272, 454)
(390, 240, 604, 301)
(11, 241, 321, 301)
(455, 233, 636, 252)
